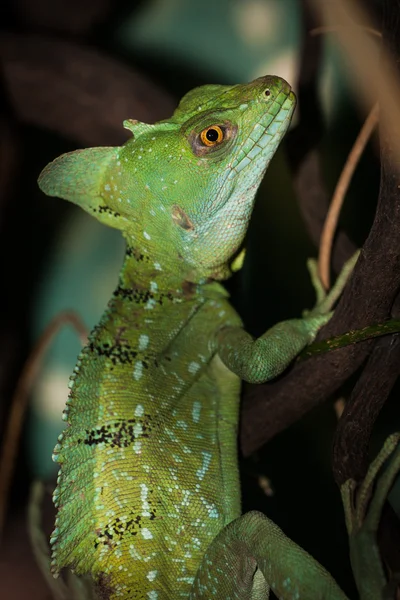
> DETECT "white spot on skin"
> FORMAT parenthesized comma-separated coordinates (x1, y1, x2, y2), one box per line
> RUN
(133, 361, 143, 380)
(188, 362, 200, 375)
(104, 184, 111, 191)
(192, 401, 202, 423)
(145, 299, 157, 310)
(133, 440, 142, 454)
(140, 483, 151, 516)
(147, 570, 157, 581)
(141, 528, 153, 539)
(144, 231, 151, 240)
(138, 334, 149, 350)
(135, 404, 144, 417)
(196, 452, 212, 480)
(133, 423, 143, 437)
(150, 281, 158, 292)
(154, 262, 162, 271)
(148, 592, 158, 599)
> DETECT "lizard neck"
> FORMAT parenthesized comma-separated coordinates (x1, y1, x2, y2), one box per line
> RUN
(91, 244, 230, 358)
(117, 238, 230, 302)
(121, 230, 233, 287)
(118, 243, 200, 306)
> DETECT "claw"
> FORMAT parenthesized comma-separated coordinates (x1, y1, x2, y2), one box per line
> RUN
(340, 433, 400, 600)
(305, 250, 360, 318)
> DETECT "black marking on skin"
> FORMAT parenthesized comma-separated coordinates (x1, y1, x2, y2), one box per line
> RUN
(172, 204, 194, 231)
(87, 334, 154, 371)
(94, 509, 157, 549)
(88, 341, 138, 365)
(92, 206, 121, 218)
(114, 285, 174, 305)
(125, 246, 150, 262)
(79, 415, 154, 448)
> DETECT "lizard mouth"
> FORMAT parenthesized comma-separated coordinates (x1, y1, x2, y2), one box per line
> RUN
(208, 90, 296, 213)
(229, 92, 295, 177)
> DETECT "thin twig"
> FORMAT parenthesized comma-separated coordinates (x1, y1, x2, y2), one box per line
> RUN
(334, 398, 345, 419)
(310, 25, 382, 38)
(0, 311, 88, 538)
(318, 103, 379, 289)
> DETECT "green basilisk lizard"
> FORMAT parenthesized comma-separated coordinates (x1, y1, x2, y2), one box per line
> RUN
(37, 75, 396, 599)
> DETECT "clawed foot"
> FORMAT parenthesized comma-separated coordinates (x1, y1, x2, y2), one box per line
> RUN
(304, 251, 359, 318)
(341, 433, 400, 600)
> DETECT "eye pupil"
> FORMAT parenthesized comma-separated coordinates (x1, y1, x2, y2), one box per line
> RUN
(264, 89, 271, 96)
(206, 128, 219, 142)
(199, 125, 224, 147)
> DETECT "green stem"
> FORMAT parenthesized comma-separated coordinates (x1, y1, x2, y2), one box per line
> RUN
(300, 319, 400, 360)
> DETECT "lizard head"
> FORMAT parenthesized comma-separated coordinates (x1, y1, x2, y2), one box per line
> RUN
(38, 75, 295, 283)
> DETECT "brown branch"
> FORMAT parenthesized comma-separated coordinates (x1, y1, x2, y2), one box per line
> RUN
(0, 33, 176, 147)
(241, 1, 400, 458)
(284, 0, 356, 276)
(333, 326, 400, 487)
(12, 0, 114, 35)
(330, 0, 400, 574)
(0, 311, 88, 539)
(318, 103, 379, 290)
(310, 25, 382, 38)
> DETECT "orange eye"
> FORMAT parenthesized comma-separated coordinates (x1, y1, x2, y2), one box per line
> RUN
(200, 125, 224, 146)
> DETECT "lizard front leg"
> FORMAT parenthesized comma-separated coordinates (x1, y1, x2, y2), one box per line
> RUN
(216, 252, 358, 383)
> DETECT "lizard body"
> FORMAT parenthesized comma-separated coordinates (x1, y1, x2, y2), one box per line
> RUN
(39, 76, 352, 599)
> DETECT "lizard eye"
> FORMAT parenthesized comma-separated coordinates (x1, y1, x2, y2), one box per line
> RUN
(200, 125, 224, 147)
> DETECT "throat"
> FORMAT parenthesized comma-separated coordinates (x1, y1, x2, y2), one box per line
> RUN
(121, 239, 204, 292)
(118, 247, 200, 308)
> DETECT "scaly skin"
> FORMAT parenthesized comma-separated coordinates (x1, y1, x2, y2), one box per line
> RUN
(38, 76, 353, 599)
